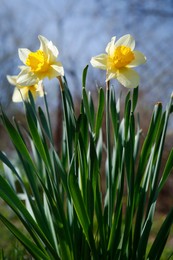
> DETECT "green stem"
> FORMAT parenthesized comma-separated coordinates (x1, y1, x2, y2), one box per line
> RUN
(106, 80, 112, 227)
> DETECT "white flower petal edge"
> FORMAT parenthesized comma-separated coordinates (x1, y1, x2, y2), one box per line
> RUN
(18, 65, 28, 70)
(38, 35, 50, 54)
(116, 68, 139, 88)
(7, 75, 17, 85)
(12, 87, 23, 102)
(127, 51, 146, 68)
(106, 36, 116, 56)
(114, 34, 135, 50)
(90, 54, 107, 70)
(37, 81, 44, 97)
(47, 64, 64, 79)
(48, 41, 59, 58)
(17, 68, 38, 86)
(12, 82, 44, 102)
(38, 35, 59, 59)
(18, 48, 31, 64)
(51, 63, 64, 74)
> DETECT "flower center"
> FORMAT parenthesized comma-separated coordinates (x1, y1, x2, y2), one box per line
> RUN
(26, 50, 49, 72)
(108, 46, 135, 70)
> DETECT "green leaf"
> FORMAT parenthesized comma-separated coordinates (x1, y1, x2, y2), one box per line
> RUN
(124, 91, 131, 112)
(132, 86, 138, 112)
(38, 106, 53, 142)
(0, 214, 50, 260)
(0, 175, 57, 257)
(82, 88, 94, 131)
(0, 151, 20, 179)
(61, 86, 76, 161)
(133, 114, 141, 160)
(63, 76, 74, 105)
(68, 162, 90, 238)
(124, 99, 131, 141)
(42, 194, 73, 260)
(133, 147, 155, 257)
(82, 65, 89, 88)
(148, 208, 173, 259)
(89, 133, 100, 223)
(68, 160, 97, 258)
(25, 101, 50, 168)
(136, 102, 162, 188)
(0, 110, 35, 170)
(0, 249, 5, 260)
(77, 113, 89, 151)
(77, 127, 88, 202)
(107, 193, 123, 253)
(28, 90, 37, 115)
(51, 149, 69, 197)
(158, 148, 173, 192)
(110, 87, 119, 139)
(88, 92, 95, 128)
(95, 88, 104, 140)
(146, 97, 173, 215)
(136, 203, 156, 260)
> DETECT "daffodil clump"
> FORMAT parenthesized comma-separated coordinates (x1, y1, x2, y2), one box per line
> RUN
(2, 34, 173, 260)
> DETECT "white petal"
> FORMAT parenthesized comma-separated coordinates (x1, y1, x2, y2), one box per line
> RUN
(37, 81, 44, 97)
(7, 75, 17, 85)
(116, 68, 139, 88)
(105, 36, 116, 55)
(115, 34, 135, 50)
(38, 35, 60, 62)
(127, 51, 146, 68)
(48, 41, 59, 58)
(12, 88, 23, 102)
(38, 35, 49, 46)
(90, 54, 107, 70)
(18, 48, 31, 64)
(18, 65, 28, 70)
(19, 66, 31, 73)
(49, 64, 64, 78)
(38, 35, 49, 54)
(17, 68, 38, 86)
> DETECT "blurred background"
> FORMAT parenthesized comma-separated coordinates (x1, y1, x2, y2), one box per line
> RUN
(1, 0, 173, 257)
(1, 0, 173, 111)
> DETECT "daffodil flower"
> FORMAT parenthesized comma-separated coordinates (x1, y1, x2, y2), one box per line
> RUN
(7, 75, 44, 102)
(90, 34, 146, 88)
(17, 35, 64, 86)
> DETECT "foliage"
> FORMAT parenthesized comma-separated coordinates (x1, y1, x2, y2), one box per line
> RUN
(0, 68, 173, 259)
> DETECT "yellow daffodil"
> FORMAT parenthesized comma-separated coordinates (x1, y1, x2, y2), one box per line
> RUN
(17, 35, 64, 86)
(90, 34, 146, 88)
(7, 75, 44, 102)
